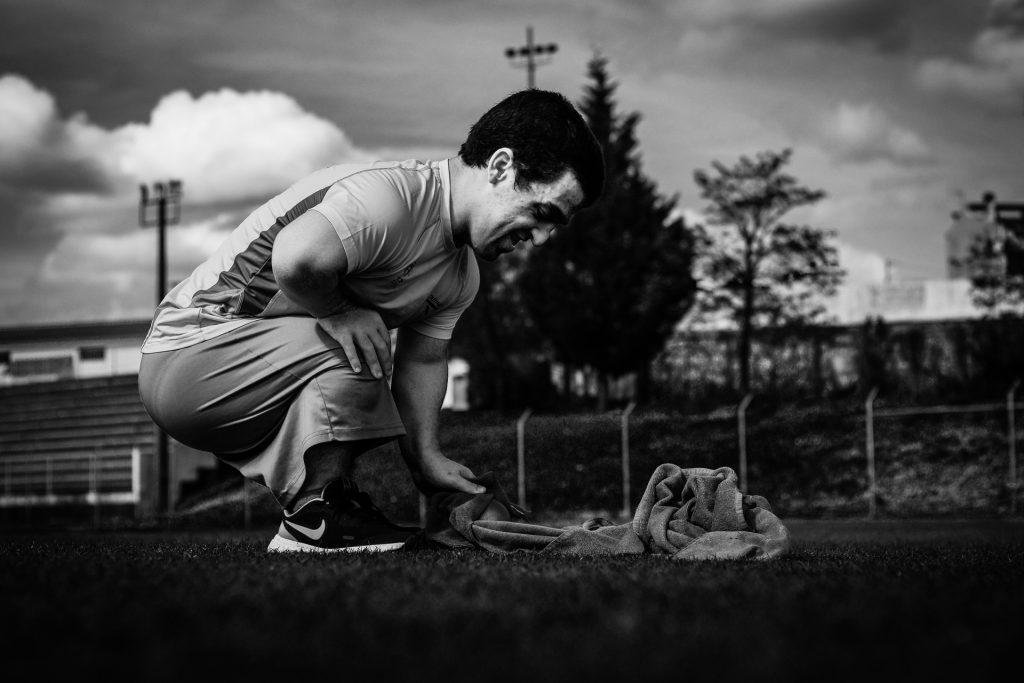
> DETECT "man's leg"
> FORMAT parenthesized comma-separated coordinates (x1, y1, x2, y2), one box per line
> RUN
(288, 439, 387, 511)
(139, 316, 407, 514)
(270, 434, 418, 554)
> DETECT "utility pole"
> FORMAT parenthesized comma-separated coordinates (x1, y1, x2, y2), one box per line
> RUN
(139, 179, 183, 515)
(505, 26, 558, 89)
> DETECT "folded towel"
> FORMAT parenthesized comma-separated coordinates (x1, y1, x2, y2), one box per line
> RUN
(407, 464, 789, 560)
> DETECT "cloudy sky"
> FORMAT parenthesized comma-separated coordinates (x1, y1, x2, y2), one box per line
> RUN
(2, 0, 1023, 327)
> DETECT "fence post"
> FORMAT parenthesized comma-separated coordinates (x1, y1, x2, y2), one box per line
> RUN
(621, 402, 636, 519)
(243, 478, 251, 530)
(89, 452, 97, 504)
(90, 451, 100, 527)
(865, 387, 880, 519)
(1009, 380, 1020, 516)
(516, 408, 533, 508)
(131, 447, 142, 505)
(167, 442, 175, 514)
(737, 393, 754, 492)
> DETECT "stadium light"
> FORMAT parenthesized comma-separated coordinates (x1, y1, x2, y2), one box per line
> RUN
(139, 179, 183, 515)
(139, 180, 183, 305)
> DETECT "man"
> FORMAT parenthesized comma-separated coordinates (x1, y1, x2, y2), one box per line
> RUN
(138, 89, 604, 553)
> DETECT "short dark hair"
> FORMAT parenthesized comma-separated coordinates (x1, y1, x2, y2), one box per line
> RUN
(459, 89, 604, 208)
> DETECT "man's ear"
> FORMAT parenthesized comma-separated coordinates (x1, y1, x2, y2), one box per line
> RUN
(486, 148, 515, 185)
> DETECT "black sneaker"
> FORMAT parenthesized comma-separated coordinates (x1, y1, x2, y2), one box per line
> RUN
(267, 478, 419, 553)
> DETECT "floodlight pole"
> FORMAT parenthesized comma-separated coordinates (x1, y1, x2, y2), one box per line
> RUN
(505, 26, 558, 89)
(139, 180, 183, 305)
(139, 180, 183, 514)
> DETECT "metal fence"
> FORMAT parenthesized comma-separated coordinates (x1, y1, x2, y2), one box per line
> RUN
(863, 382, 1020, 517)
(511, 382, 1023, 519)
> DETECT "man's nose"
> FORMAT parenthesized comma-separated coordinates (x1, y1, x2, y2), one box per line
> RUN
(531, 225, 553, 246)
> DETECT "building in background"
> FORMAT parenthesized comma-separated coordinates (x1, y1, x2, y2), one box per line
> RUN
(0, 320, 206, 516)
(947, 191, 1024, 280)
(828, 192, 1024, 326)
(829, 278, 981, 324)
(0, 320, 148, 386)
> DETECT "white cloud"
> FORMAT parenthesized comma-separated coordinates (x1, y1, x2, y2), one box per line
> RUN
(0, 74, 379, 206)
(0, 74, 445, 325)
(974, 27, 1024, 82)
(114, 88, 367, 203)
(40, 214, 232, 283)
(679, 0, 911, 51)
(39, 231, 152, 288)
(31, 211, 243, 322)
(916, 58, 1013, 100)
(0, 74, 113, 193)
(819, 102, 933, 165)
(0, 74, 54, 155)
(688, 0, 850, 26)
(915, 28, 1024, 103)
(677, 26, 742, 59)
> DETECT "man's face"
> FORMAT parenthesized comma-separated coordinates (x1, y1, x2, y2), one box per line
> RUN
(472, 163, 584, 262)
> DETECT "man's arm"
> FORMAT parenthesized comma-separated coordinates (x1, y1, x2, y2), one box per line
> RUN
(272, 210, 392, 378)
(392, 327, 484, 495)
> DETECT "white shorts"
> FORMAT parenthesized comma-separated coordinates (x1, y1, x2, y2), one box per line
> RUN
(138, 316, 406, 506)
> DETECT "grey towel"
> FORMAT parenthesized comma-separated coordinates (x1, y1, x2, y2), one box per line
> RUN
(408, 464, 789, 561)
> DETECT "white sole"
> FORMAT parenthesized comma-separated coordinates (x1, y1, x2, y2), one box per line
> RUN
(266, 535, 406, 553)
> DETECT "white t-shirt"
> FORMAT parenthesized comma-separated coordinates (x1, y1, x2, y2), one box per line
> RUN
(142, 159, 479, 353)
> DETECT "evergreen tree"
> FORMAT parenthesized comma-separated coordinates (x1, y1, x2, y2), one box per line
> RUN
(518, 55, 698, 409)
(450, 251, 548, 411)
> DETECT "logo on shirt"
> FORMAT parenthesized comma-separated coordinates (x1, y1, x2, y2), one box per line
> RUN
(389, 261, 418, 288)
(424, 295, 441, 315)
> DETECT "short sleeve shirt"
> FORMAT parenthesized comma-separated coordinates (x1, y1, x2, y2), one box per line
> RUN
(141, 159, 479, 353)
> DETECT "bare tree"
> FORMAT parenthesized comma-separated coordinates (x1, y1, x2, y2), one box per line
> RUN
(693, 149, 844, 394)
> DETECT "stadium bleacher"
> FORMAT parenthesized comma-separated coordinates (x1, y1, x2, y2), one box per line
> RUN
(0, 374, 230, 524)
(0, 375, 156, 517)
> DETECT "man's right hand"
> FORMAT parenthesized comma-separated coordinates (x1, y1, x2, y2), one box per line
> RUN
(317, 307, 392, 379)
(409, 452, 486, 496)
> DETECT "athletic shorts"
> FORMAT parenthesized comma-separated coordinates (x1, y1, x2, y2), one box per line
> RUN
(138, 316, 407, 506)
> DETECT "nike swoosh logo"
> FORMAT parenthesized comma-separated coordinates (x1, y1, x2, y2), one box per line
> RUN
(285, 519, 326, 541)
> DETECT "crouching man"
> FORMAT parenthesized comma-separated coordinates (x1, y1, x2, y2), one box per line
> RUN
(139, 89, 604, 552)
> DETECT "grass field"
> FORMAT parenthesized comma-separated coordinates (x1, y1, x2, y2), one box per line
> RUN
(3, 520, 1022, 682)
